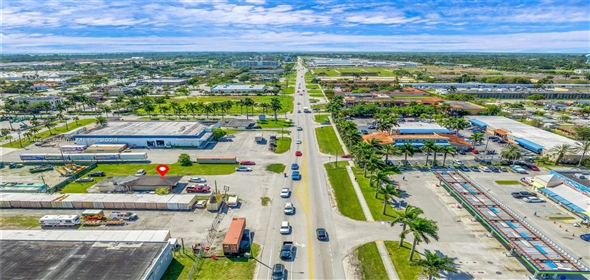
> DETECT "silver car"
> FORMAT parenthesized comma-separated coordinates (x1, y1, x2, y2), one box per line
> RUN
(284, 202, 295, 215)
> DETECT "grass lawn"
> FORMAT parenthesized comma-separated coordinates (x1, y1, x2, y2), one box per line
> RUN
(355, 242, 388, 280)
(274, 137, 292, 154)
(494, 180, 522, 185)
(257, 119, 292, 128)
(162, 244, 260, 280)
(266, 163, 286, 173)
(281, 87, 295, 94)
(315, 126, 344, 155)
(325, 163, 365, 220)
(0, 215, 41, 228)
(384, 241, 423, 280)
(314, 114, 330, 123)
(352, 167, 396, 221)
(136, 96, 294, 115)
(2, 119, 95, 148)
(307, 89, 322, 94)
(306, 84, 320, 89)
(309, 93, 325, 97)
(59, 162, 237, 193)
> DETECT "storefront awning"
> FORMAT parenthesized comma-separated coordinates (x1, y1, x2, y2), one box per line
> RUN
(494, 129, 507, 136)
(514, 138, 543, 153)
(469, 119, 487, 128)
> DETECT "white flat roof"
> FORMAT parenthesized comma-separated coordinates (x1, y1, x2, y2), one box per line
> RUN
(468, 116, 579, 150)
(397, 122, 446, 129)
(0, 230, 170, 242)
(85, 121, 211, 136)
(211, 84, 266, 90)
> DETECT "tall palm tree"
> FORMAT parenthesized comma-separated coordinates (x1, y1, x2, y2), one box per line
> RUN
(169, 102, 180, 119)
(237, 99, 246, 115)
(574, 141, 590, 166)
(500, 145, 522, 161)
(73, 116, 80, 125)
(270, 98, 282, 121)
(95, 116, 108, 126)
(403, 217, 440, 260)
(431, 145, 444, 165)
(380, 144, 399, 162)
(441, 146, 458, 166)
(159, 105, 170, 118)
(372, 170, 390, 198)
(390, 205, 424, 246)
(368, 138, 382, 150)
(143, 103, 155, 119)
(202, 104, 214, 119)
(381, 184, 401, 215)
(243, 97, 255, 119)
(185, 102, 198, 119)
(550, 144, 574, 165)
(29, 127, 41, 139)
(420, 140, 437, 163)
(469, 132, 484, 146)
(398, 143, 415, 163)
(411, 251, 458, 280)
(44, 121, 57, 134)
(56, 113, 69, 130)
(23, 131, 33, 142)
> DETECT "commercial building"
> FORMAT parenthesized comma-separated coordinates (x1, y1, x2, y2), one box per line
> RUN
(210, 84, 266, 94)
(13, 96, 65, 109)
(466, 116, 581, 160)
(444, 101, 486, 115)
(363, 132, 472, 150)
(96, 176, 183, 192)
(136, 78, 187, 86)
(393, 121, 450, 135)
(231, 60, 281, 68)
(573, 69, 590, 74)
(308, 58, 421, 67)
(74, 121, 220, 148)
(0, 230, 173, 280)
(0, 182, 47, 193)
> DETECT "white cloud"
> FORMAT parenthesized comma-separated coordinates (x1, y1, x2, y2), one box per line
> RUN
(245, 0, 265, 4)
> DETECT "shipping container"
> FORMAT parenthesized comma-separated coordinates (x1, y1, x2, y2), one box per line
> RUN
(94, 153, 120, 161)
(62, 201, 73, 208)
(40, 201, 52, 208)
(0, 201, 11, 208)
(71, 201, 84, 209)
(196, 156, 237, 164)
(223, 217, 246, 255)
(51, 201, 63, 208)
(85, 144, 128, 153)
(92, 202, 104, 209)
(119, 153, 148, 160)
(68, 154, 97, 161)
(44, 154, 67, 160)
(19, 154, 46, 161)
(60, 145, 86, 153)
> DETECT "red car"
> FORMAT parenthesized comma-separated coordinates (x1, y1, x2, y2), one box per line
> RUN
(295, 151, 302, 156)
(240, 160, 256, 165)
(471, 149, 479, 154)
(299, 93, 303, 96)
(341, 154, 351, 158)
(526, 163, 540, 171)
(186, 185, 210, 193)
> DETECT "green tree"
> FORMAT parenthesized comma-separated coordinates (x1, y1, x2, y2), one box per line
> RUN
(411, 251, 458, 280)
(95, 116, 108, 126)
(270, 98, 282, 121)
(178, 153, 193, 166)
(403, 217, 440, 260)
(380, 144, 399, 162)
(398, 143, 415, 163)
(420, 140, 437, 164)
(574, 141, 590, 167)
(243, 97, 255, 119)
(500, 145, 522, 161)
(527, 94, 545, 100)
(441, 146, 458, 166)
(212, 128, 227, 140)
(372, 170, 390, 198)
(202, 104, 214, 119)
(468, 132, 484, 145)
(381, 184, 401, 215)
(44, 121, 56, 134)
(155, 187, 170, 195)
(550, 144, 574, 164)
(390, 205, 424, 247)
(574, 126, 590, 141)
(1, 128, 10, 140)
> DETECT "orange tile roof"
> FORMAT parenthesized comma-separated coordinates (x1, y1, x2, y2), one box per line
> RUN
(363, 132, 394, 144)
(494, 129, 507, 135)
(435, 133, 472, 146)
(421, 97, 443, 103)
(389, 134, 446, 139)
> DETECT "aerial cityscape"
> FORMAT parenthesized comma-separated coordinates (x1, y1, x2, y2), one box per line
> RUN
(1, 1, 590, 280)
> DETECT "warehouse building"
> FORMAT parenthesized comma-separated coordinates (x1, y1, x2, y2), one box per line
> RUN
(136, 78, 187, 86)
(466, 116, 581, 160)
(231, 60, 281, 68)
(0, 230, 173, 280)
(393, 121, 450, 135)
(210, 84, 266, 94)
(74, 121, 220, 148)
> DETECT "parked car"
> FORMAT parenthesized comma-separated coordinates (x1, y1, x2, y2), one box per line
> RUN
(195, 200, 207, 208)
(526, 163, 540, 171)
(499, 167, 508, 172)
(135, 169, 146, 176)
(367, 125, 376, 129)
(240, 160, 256, 165)
(479, 166, 491, 172)
(186, 185, 210, 193)
(235, 166, 252, 172)
(280, 188, 290, 198)
(295, 151, 302, 156)
(88, 171, 105, 177)
(361, 129, 369, 135)
(488, 166, 499, 172)
(459, 165, 470, 172)
(470, 166, 480, 171)
(512, 191, 537, 198)
(284, 202, 295, 215)
(316, 228, 329, 241)
(291, 163, 299, 170)
(471, 149, 479, 154)
(523, 197, 545, 203)
(188, 177, 206, 183)
(453, 159, 463, 165)
(341, 154, 351, 158)
(458, 150, 466, 155)
(75, 177, 94, 182)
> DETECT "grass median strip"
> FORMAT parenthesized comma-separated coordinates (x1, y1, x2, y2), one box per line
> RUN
(274, 137, 291, 154)
(315, 126, 344, 155)
(2, 118, 95, 148)
(324, 162, 365, 221)
(494, 180, 522, 185)
(266, 163, 286, 173)
(384, 241, 423, 280)
(352, 167, 397, 221)
(355, 242, 388, 280)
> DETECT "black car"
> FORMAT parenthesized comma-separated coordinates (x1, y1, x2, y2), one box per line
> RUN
(488, 166, 500, 172)
(271, 264, 285, 280)
(361, 129, 369, 135)
(470, 166, 480, 171)
(87, 171, 106, 177)
(511, 191, 537, 198)
(458, 150, 466, 155)
(316, 228, 329, 241)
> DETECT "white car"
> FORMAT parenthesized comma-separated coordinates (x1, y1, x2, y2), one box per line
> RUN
(195, 200, 207, 208)
(135, 169, 146, 176)
(523, 197, 545, 203)
(453, 159, 463, 165)
(295, 139, 302, 144)
(188, 177, 206, 183)
(235, 166, 252, 172)
(280, 188, 290, 198)
(284, 202, 295, 215)
(280, 221, 291, 234)
(479, 166, 490, 172)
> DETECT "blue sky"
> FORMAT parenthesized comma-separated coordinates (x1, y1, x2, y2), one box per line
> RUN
(2, 0, 589, 53)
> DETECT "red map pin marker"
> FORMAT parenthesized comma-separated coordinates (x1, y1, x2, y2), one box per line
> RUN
(156, 164, 169, 177)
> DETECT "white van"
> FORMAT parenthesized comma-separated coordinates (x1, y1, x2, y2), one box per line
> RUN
(280, 221, 290, 234)
(39, 215, 81, 226)
(227, 196, 239, 207)
(135, 169, 146, 176)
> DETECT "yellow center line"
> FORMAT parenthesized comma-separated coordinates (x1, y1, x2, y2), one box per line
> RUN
(296, 137, 314, 279)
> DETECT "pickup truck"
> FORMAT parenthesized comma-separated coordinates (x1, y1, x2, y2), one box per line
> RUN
(280, 241, 294, 260)
(186, 185, 210, 193)
(292, 171, 301, 180)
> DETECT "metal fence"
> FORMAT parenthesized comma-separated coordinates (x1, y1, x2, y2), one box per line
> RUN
(48, 163, 97, 193)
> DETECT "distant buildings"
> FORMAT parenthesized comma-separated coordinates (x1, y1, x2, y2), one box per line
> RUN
(573, 69, 590, 74)
(136, 78, 187, 86)
(308, 58, 421, 67)
(210, 84, 266, 93)
(231, 60, 281, 68)
(13, 96, 65, 108)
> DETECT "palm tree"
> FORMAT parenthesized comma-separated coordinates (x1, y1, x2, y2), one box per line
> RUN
(550, 144, 574, 165)
(558, 115, 571, 123)
(411, 251, 458, 280)
(159, 105, 170, 119)
(574, 141, 590, 166)
(403, 217, 440, 260)
(469, 132, 484, 145)
(380, 144, 399, 162)
(270, 98, 282, 121)
(237, 99, 246, 115)
(421, 140, 437, 164)
(95, 116, 108, 126)
(398, 143, 415, 163)
(56, 113, 69, 130)
(73, 116, 80, 125)
(381, 184, 401, 215)
(243, 97, 255, 119)
(23, 131, 33, 142)
(368, 138, 382, 150)
(390, 205, 424, 247)
(29, 127, 41, 140)
(1, 128, 10, 140)
(431, 145, 444, 166)
(169, 102, 180, 119)
(372, 170, 390, 198)
(143, 103, 155, 118)
(202, 104, 214, 119)
(500, 145, 522, 161)
(441, 146, 458, 166)
(5, 135, 13, 145)
(185, 102, 198, 119)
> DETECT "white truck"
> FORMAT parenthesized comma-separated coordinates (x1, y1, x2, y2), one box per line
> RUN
(39, 215, 81, 227)
(109, 212, 138, 221)
(303, 107, 311, 113)
(255, 133, 263, 143)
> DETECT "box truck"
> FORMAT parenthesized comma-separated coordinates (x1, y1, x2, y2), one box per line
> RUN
(223, 217, 246, 255)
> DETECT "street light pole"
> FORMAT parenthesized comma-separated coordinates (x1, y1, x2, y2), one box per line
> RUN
(484, 137, 491, 151)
